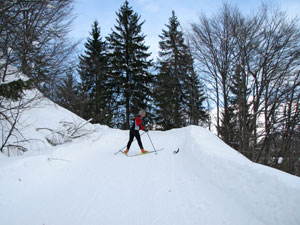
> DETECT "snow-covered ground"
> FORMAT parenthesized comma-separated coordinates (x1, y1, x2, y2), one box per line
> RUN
(1, 88, 300, 225)
(0, 89, 95, 156)
(1, 107, 300, 225)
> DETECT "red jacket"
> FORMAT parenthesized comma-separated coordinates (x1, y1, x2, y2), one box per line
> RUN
(133, 116, 145, 131)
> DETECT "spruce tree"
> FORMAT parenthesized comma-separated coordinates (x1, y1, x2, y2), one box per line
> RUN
(107, 0, 153, 129)
(184, 46, 208, 125)
(77, 20, 112, 125)
(155, 11, 184, 129)
(155, 11, 207, 130)
(226, 65, 252, 155)
(56, 71, 80, 115)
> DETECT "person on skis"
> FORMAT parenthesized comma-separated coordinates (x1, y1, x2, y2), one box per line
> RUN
(124, 109, 148, 155)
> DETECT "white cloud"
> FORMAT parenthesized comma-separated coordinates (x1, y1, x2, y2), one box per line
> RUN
(134, 0, 160, 13)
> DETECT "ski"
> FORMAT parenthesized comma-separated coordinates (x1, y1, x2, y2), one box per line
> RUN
(121, 148, 164, 157)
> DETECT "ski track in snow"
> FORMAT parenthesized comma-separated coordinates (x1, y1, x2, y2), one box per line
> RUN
(1, 126, 300, 225)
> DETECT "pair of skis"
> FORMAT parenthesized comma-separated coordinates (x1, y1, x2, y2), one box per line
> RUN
(121, 148, 164, 157)
(115, 131, 161, 157)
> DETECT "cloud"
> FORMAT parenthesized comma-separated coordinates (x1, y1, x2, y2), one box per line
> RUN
(134, 0, 160, 13)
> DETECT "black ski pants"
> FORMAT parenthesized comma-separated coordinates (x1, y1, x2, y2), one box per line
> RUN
(127, 129, 144, 150)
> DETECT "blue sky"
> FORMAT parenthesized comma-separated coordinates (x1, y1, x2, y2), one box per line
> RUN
(70, 0, 300, 58)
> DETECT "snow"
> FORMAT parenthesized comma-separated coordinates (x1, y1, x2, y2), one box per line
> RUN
(0, 80, 94, 156)
(47, 4, 55, 9)
(32, 41, 40, 47)
(7, 47, 13, 54)
(278, 157, 284, 164)
(0, 63, 29, 84)
(1, 95, 300, 225)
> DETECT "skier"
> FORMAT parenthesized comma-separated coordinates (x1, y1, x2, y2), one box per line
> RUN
(124, 109, 148, 155)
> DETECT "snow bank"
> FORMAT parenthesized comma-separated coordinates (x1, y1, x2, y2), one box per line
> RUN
(1, 62, 95, 156)
(0, 124, 299, 225)
(0, 61, 29, 84)
(0, 88, 95, 156)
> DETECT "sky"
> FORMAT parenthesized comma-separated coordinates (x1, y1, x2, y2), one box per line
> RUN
(70, 0, 300, 59)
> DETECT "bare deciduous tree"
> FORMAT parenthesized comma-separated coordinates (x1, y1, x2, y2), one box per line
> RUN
(0, 0, 77, 99)
(0, 0, 77, 156)
(190, 4, 237, 141)
(190, 3, 300, 176)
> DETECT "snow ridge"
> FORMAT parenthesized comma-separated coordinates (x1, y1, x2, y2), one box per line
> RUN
(1, 124, 300, 225)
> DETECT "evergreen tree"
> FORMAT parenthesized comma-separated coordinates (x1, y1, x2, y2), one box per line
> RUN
(56, 70, 80, 115)
(184, 46, 208, 125)
(107, 0, 153, 129)
(227, 65, 252, 155)
(155, 11, 207, 130)
(77, 20, 112, 125)
(155, 11, 185, 129)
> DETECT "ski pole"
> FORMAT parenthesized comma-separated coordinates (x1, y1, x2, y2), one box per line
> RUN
(114, 145, 127, 155)
(146, 131, 157, 155)
(114, 131, 146, 155)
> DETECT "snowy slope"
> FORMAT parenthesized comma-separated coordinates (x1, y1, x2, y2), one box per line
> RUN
(1, 61, 95, 156)
(0, 89, 95, 156)
(1, 122, 300, 225)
